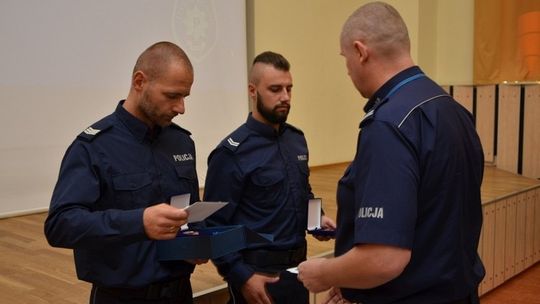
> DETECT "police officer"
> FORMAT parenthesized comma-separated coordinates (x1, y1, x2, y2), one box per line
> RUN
(203, 51, 336, 304)
(298, 2, 485, 304)
(45, 41, 203, 304)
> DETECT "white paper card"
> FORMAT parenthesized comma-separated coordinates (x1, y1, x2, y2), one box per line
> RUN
(287, 266, 299, 274)
(171, 193, 191, 209)
(307, 198, 322, 230)
(185, 201, 228, 223)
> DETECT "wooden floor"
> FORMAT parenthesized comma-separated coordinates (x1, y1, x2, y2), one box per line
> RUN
(0, 163, 538, 303)
(480, 261, 540, 304)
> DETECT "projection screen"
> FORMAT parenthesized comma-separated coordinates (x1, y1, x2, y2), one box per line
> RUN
(0, 0, 248, 216)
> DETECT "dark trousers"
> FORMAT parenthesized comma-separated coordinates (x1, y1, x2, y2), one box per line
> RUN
(227, 245, 309, 304)
(448, 290, 480, 304)
(89, 278, 193, 304)
(227, 270, 309, 304)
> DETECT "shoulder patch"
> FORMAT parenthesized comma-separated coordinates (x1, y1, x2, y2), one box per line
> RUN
(221, 126, 250, 152)
(285, 123, 304, 135)
(77, 119, 113, 142)
(170, 123, 192, 136)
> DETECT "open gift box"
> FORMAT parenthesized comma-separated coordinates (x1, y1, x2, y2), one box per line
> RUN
(306, 198, 336, 238)
(157, 225, 273, 260)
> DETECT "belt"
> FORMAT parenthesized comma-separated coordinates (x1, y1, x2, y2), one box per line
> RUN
(95, 277, 191, 300)
(242, 245, 306, 270)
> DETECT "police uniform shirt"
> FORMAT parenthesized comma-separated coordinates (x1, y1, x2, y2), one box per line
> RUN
(203, 114, 312, 287)
(45, 101, 199, 288)
(335, 67, 485, 303)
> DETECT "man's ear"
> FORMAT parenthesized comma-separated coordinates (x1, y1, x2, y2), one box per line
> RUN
(353, 40, 369, 63)
(132, 71, 147, 92)
(248, 83, 257, 101)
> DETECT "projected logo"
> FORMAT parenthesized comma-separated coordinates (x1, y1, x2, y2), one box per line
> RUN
(172, 0, 217, 62)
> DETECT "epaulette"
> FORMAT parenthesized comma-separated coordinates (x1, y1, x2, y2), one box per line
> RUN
(77, 119, 113, 142)
(170, 123, 192, 136)
(221, 126, 251, 152)
(285, 123, 304, 135)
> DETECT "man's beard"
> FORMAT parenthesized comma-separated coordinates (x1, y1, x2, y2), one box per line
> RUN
(139, 91, 173, 127)
(256, 91, 289, 125)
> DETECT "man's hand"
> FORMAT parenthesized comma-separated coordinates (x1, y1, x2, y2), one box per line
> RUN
(322, 287, 353, 304)
(313, 215, 337, 241)
(297, 257, 331, 293)
(241, 273, 279, 304)
(143, 203, 188, 240)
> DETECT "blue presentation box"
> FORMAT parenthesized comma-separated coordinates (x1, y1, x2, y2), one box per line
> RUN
(157, 225, 272, 260)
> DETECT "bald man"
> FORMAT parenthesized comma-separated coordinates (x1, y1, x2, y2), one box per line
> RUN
(298, 2, 485, 304)
(203, 51, 336, 304)
(45, 41, 201, 303)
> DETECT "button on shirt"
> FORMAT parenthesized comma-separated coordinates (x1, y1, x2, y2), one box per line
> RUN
(203, 114, 312, 286)
(335, 67, 485, 303)
(45, 101, 199, 288)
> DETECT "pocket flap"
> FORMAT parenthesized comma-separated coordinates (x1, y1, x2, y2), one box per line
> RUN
(112, 172, 152, 191)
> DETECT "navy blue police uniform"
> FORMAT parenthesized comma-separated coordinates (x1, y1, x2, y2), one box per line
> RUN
(335, 66, 485, 304)
(204, 114, 312, 304)
(45, 101, 199, 303)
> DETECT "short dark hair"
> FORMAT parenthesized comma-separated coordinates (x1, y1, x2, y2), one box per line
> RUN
(133, 41, 193, 80)
(252, 51, 290, 71)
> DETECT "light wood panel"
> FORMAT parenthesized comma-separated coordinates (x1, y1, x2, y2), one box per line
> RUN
(496, 85, 521, 174)
(535, 189, 540, 263)
(524, 191, 535, 269)
(478, 218, 484, 296)
(453, 85, 474, 114)
(522, 85, 540, 179)
(481, 203, 496, 292)
(504, 197, 517, 280)
(476, 85, 496, 163)
(493, 201, 506, 287)
(515, 193, 527, 274)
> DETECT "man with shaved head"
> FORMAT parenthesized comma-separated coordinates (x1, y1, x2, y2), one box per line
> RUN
(203, 51, 336, 304)
(298, 2, 485, 304)
(45, 41, 202, 303)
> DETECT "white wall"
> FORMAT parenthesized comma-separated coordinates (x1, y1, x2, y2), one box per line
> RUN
(0, 0, 248, 217)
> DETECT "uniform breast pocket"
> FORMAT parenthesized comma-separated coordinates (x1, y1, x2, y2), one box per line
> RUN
(248, 168, 285, 205)
(174, 165, 198, 195)
(112, 172, 154, 209)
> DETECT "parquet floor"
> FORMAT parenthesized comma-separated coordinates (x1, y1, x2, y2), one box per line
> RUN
(0, 163, 538, 303)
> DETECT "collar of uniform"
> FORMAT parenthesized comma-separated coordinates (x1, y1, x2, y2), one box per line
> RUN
(363, 66, 423, 114)
(115, 100, 162, 142)
(246, 113, 284, 138)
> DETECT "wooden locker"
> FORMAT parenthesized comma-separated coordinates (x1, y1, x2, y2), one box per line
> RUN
(522, 85, 540, 179)
(496, 85, 521, 174)
(476, 85, 496, 163)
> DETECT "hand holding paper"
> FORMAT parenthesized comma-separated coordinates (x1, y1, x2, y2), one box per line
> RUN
(170, 194, 228, 224)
